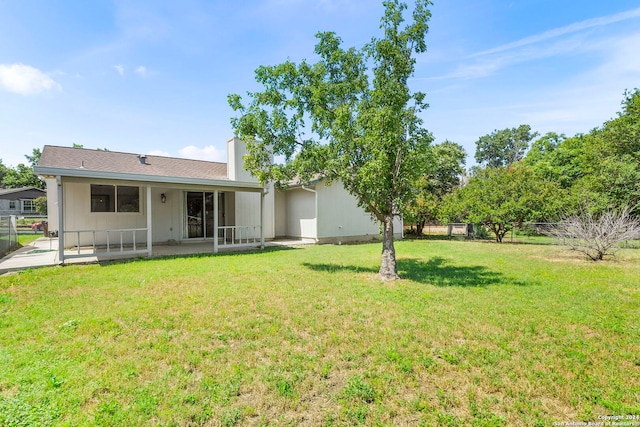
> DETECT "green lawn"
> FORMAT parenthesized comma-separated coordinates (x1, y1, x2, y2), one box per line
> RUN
(17, 233, 42, 247)
(1, 241, 638, 426)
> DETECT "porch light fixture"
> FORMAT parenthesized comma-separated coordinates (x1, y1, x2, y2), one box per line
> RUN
(161, 193, 166, 203)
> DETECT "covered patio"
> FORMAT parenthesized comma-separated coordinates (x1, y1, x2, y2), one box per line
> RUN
(52, 180, 269, 264)
(57, 180, 269, 263)
(34, 145, 277, 265)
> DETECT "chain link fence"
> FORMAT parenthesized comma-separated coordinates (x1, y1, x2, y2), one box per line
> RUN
(405, 222, 640, 248)
(0, 215, 19, 256)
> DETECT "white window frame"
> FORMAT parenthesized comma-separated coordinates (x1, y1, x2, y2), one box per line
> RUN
(21, 199, 36, 213)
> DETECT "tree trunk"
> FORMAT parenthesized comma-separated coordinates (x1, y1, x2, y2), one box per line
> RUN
(416, 220, 425, 237)
(492, 224, 503, 243)
(380, 215, 400, 281)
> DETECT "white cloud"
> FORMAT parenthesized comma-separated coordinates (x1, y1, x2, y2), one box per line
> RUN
(428, 33, 590, 81)
(423, 7, 640, 82)
(113, 65, 125, 76)
(473, 6, 640, 58)
(0, 63, 61, 95)
(178, 145, 226, 162)
(135, 65, 147, 77)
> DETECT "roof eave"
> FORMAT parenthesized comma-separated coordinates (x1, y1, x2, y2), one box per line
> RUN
(34, 166, 264, 191)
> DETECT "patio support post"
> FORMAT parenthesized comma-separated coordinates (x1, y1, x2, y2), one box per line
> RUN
(260, 189, 265, 250)
(213, 190, 219, 254)
(57, 176, 64, 265)
(146, 185, 152, 257)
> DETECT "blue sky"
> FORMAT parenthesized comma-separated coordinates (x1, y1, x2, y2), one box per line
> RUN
(1, 0, 639, 168)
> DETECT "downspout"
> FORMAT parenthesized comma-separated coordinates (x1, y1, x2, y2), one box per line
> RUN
(301, 185, 318, 242)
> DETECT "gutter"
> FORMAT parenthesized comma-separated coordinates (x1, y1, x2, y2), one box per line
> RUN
(34, 166, 264, 192)
(300, 185, 316, 194)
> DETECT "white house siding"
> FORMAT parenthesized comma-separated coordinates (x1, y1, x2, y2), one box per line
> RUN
(62, 182, 148, 247)
(45, 178, 58, 233)
(263, 185, 275, 239)
(316, 181, 377, 243)
(315, 181, 403, 243)
(285, 187, 317, 239)
(151, 187, 182, 243)
(232, 190, 274, 239)
(227, 138, 256, 182)
(274, 190, 287, 237)
(234, 192, 260, 228)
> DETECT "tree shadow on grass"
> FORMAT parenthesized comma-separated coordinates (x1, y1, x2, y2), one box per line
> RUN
(302, 257, 529, 287)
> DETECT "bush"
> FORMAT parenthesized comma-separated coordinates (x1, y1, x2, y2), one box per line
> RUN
(34, 196, 47, 215)
(548, 206, 640, 261)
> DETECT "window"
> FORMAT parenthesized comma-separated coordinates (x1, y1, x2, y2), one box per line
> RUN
(91, 184, 139, 213)
(117, 186, 139, 212)
(91, 185, 115, 212)
(9, 200, 16, 210)
(21, 200, 36, 212)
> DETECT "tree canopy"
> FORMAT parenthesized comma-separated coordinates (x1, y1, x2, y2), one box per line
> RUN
(442, 89, 640, 242)
(523, 89, 640, 214)
(440, 164, 564, 242)
(403, 140, 466, 235)
(0, 149, 44, 189)
(229, 0, 433, 280)
(475, 124, 538, 168)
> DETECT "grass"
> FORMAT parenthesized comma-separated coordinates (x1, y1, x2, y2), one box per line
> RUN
(17, 233, 42, 247)
(0, 240, 639, 426)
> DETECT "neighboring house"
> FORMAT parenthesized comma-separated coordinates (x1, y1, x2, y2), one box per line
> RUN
(34, 138, 401, 263)
(0, 187, 46, 217)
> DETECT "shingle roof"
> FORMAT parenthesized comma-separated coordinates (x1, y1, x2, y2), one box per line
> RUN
(0, 187, 46, 196)
(37, 146, 228, 180)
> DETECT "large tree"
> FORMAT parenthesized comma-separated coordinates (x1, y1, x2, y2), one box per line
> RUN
(602, 88, 640, 160)
(523, 89, 640, 215)
(475, 124, 538, 168)
(0, 160, 8, 186)
(1, 149, 44, 189)
(229, 0, 433, 280)
(440, 164, 564, 242)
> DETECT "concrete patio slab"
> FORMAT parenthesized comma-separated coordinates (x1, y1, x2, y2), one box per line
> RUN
(0, 237, 59, 275)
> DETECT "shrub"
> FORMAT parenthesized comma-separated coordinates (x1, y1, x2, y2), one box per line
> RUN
(548, 206, 640, 260)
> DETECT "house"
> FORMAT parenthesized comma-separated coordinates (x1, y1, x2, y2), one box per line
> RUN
(34, 138, 401, 263)
(0, 187, 46, 217)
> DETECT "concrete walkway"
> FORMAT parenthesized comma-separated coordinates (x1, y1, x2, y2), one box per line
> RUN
(0, 237, 314, 275)
(0, 237, 59, 275)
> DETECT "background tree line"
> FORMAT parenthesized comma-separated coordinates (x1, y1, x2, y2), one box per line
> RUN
(404, 88, 640, 242)
(0, 148, 44, 190)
